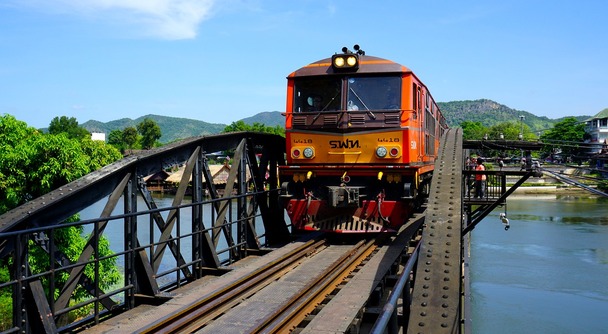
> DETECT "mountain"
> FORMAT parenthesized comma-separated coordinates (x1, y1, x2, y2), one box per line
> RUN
(240, 111, 284, 127)
(79, 100, 594, 143)
(81, 114, 226, 143)
(438, 99, 590, 131)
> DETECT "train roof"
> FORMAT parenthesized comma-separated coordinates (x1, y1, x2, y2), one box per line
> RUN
(288, 55, 412, 78)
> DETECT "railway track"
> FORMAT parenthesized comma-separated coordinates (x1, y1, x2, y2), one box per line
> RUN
(135, 235, 384, 333)
(137, 237, 329, 333)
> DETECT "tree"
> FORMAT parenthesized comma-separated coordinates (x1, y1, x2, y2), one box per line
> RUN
(107, 129, 125, 152)
(223, 120, 249, 133)
(459, 121, 487, 140)
(540, 117, 586, 157)
(137, 118, 161, 149)
(0, 114, 123, 327)
(223, 121, 285, 137)
(48, 116, 90, 140)
(486, 121, 536, 140)
(122, 127, 138, 152)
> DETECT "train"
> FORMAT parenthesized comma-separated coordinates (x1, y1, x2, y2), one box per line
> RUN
(279, 45, 447, 233)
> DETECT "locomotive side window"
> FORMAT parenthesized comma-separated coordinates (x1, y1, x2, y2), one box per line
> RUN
(425, 103, 437, 156)
(413, 84, 422, 112)
(293, 78, 341, 112)
(346, 76, 401, 111)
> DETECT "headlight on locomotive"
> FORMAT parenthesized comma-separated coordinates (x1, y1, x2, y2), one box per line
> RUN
(346, 56, 357, 66)
(333, 57, 345, 67)
(376, 146, 388, 158)
(303, 147, 314, 158)
(332, 54, 359, 71)
(292, 147, 315, 159)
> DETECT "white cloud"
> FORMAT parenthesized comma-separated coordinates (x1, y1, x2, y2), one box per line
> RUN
(15, 0, 216, 40)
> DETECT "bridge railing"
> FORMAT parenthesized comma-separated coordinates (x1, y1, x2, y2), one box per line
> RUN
(0, 188, 281, 333)
(0, 132, 290, 333)
(462, 170, 508, 201)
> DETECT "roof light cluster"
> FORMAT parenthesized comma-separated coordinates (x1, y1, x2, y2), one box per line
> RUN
(331, 44, 365, 71)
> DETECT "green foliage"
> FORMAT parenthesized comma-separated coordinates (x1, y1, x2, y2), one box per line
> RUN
(460, 120, 537, 141)
(122, 126, 138, 151)
(540, 117, 586, 156)
(223, 120, 285, 137)
(0, 116, 37, 211)
(80, 138, 123, 170)
(28, 215, 121, 302)
(48, 116, 90, 140)
(0, 266, 11, 329)
(1, 113, 122, 211)
(487, 121, 536, 140)
(107, 129, 125, 152)
(598, 180, 608, 192)
(137, 118, 162, 149)
(0, 114, 122, 326)
(460, 121, 487, 140)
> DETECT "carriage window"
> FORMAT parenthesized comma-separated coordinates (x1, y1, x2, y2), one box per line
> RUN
(293, 78, 341, 112)
(346, 76, 401, 111)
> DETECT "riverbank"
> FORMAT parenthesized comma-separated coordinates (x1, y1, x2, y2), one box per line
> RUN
(510, 185, 592, 195)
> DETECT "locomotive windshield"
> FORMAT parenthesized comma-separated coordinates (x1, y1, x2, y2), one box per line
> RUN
(346, 76, 401, 111)
(294, 78, 341, 112)
(293, 76, 401, 113)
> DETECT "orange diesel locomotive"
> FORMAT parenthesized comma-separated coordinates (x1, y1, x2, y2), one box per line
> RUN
(279, 46, 447, 233)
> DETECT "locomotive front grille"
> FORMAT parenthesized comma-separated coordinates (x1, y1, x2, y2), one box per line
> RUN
(323, 115, 338, 125)
(350, 114, 365, 125)
(293, 116, 307, 126)
(385, 114, 400, 124)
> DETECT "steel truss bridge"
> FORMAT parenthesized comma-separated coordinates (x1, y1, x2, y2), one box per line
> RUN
(0, 130, 543, 333)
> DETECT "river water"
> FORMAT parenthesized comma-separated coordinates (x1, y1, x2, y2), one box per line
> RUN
(469, 194, 608, 334)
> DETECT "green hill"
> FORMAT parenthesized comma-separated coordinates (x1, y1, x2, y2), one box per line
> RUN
(438, 99, 590, 132)
(240, 111, 284, 127)
(81, 114, 226, 144)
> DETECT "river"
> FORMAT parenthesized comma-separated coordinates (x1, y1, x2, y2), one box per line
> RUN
(469, 194, 608, 334)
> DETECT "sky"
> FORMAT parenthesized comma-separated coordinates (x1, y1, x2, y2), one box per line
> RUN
(1, 0, 607, 129)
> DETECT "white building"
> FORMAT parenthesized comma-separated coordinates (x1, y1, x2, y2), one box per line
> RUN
(584, 108, 608, 154)
(91, 132, 106, 141)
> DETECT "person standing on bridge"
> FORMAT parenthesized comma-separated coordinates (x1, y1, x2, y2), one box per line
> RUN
(465, 156, 475, 197)
(475, 158, 486, 198)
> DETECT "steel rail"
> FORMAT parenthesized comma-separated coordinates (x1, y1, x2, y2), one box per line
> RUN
(136, 237, 328, 333)
(255, 237, 382, 333)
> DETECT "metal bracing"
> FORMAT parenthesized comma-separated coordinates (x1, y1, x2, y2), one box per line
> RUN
(152, 146, 201, 273)
(462, 170, 539, 235)
(211, 140, 244, 253)
(0, 132, 287, 333)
